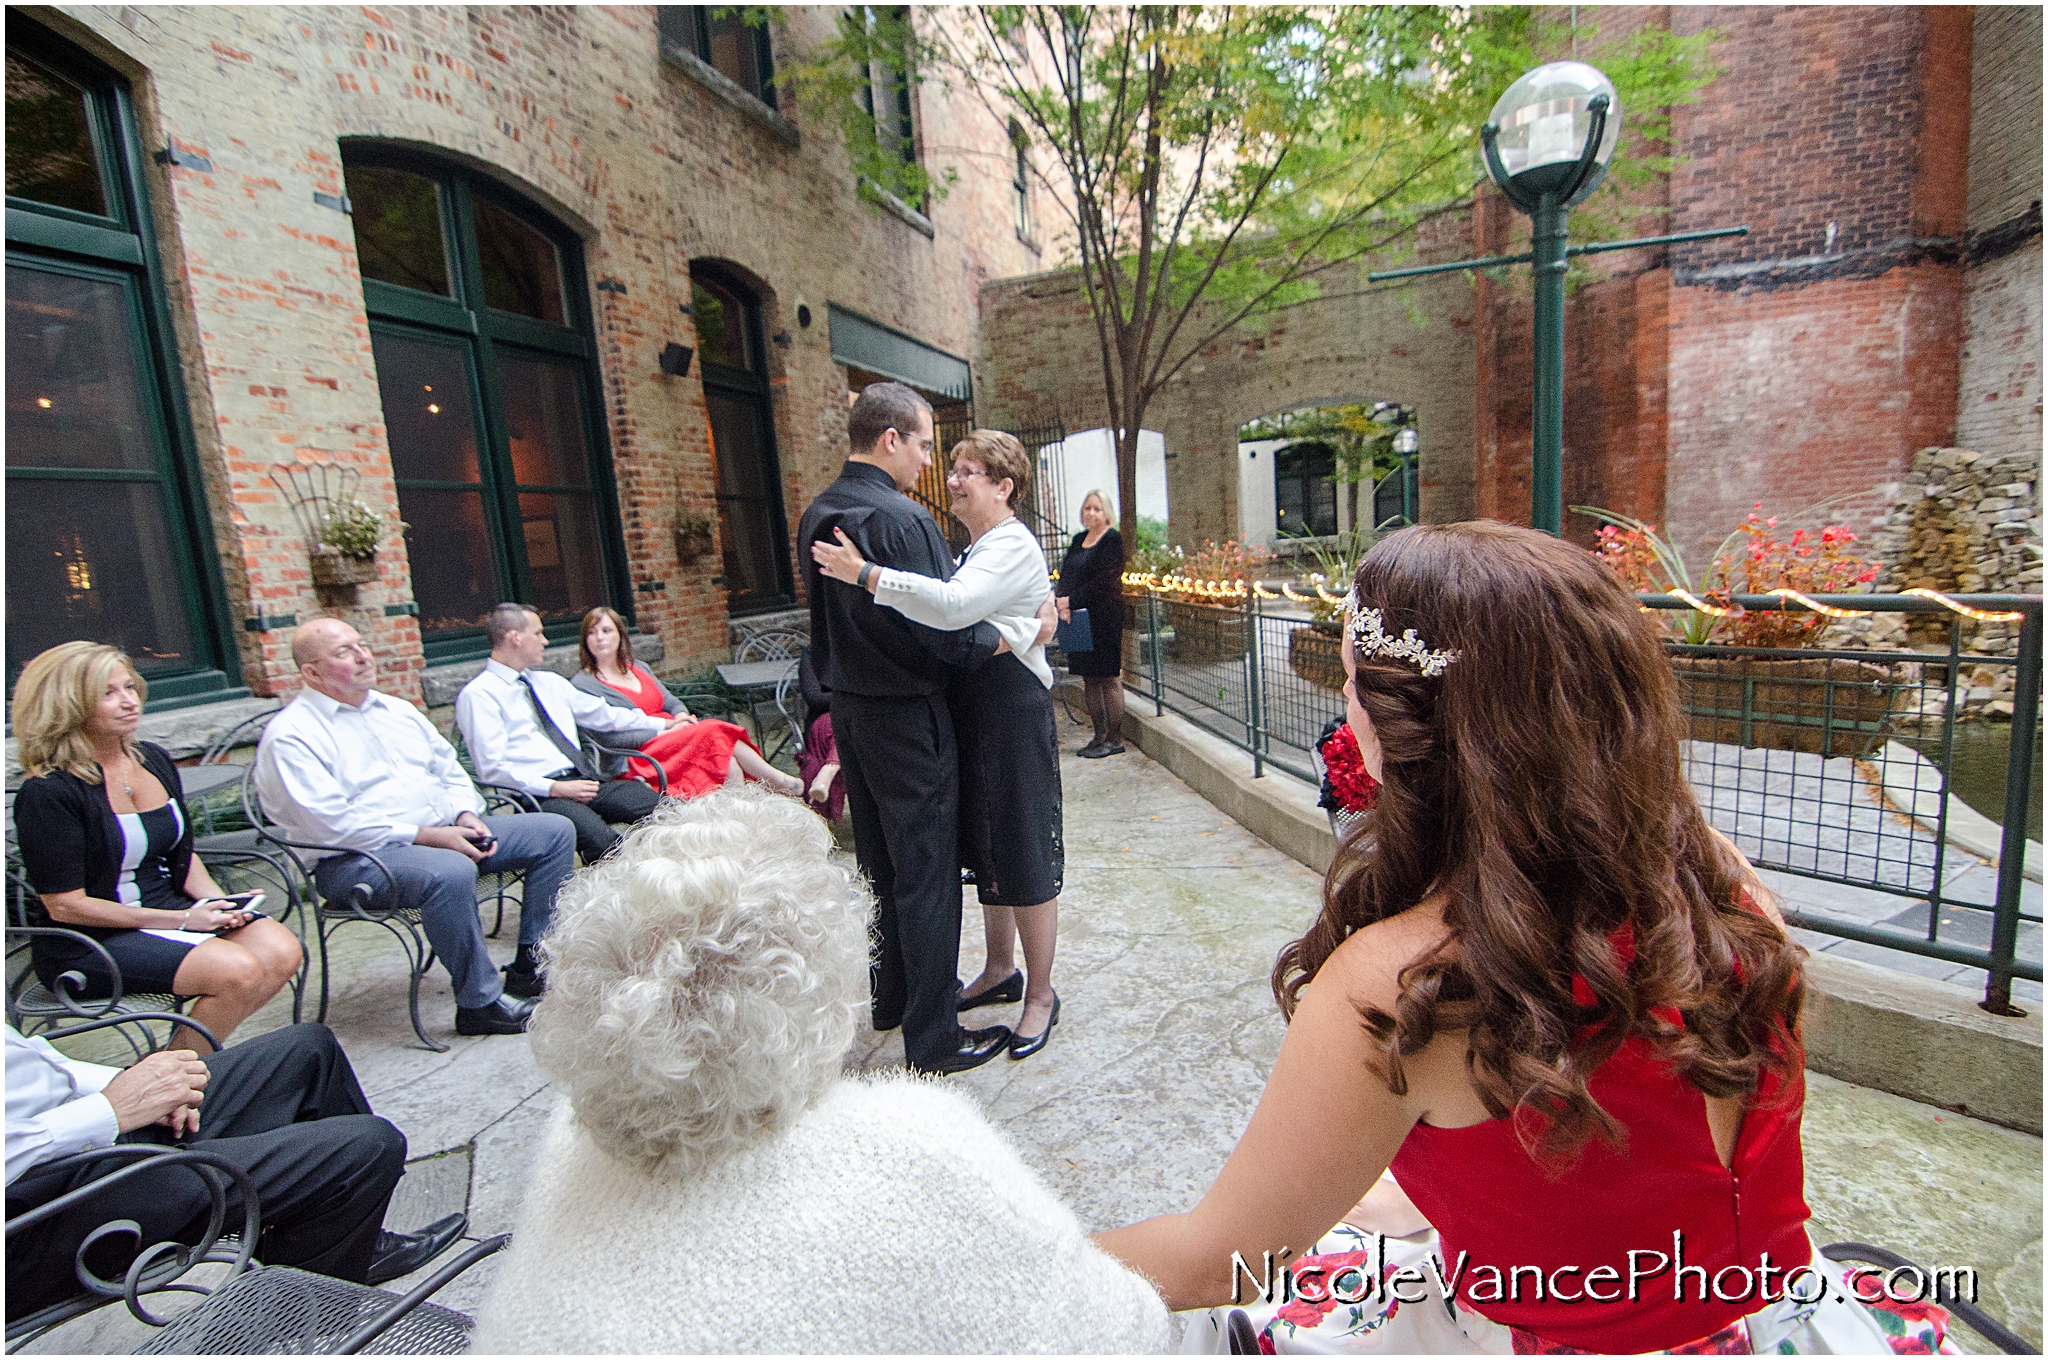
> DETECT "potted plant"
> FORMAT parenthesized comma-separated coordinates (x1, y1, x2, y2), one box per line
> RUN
(1285, 529, 1376, 692)
(310, 498, 395, 587)
(674, 508, 717, 563)
(1580, 502, 1899, 759)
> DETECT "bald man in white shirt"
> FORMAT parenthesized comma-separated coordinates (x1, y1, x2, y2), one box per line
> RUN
(255, 619, 577, 1034)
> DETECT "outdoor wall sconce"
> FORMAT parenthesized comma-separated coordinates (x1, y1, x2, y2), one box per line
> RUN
(658, 342, 694, 377)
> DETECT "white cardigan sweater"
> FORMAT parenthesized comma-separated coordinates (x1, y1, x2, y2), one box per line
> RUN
(472, 1073, 1170, 1354)
(873, 517, 1054, 688)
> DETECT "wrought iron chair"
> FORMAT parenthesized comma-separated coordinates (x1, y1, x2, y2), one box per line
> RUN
(185, 705, 284, 837)
(5, 1011, 241, 1348)
(233, 770, 447, 1053)
(771, 662, 808, 768)
(6, 854, 189, 1058)
(733, 628, 806, 759)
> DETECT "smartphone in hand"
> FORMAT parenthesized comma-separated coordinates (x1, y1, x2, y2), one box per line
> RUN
(198, 890, 266, 934)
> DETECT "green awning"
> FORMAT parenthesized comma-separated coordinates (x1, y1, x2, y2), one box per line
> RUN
(828, 304, 973, 402)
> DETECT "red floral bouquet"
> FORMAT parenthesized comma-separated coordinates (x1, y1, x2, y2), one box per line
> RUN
(1317, 720, 1379, 816)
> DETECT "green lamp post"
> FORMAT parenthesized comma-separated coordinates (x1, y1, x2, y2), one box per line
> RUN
(1480, 61, 1621, 537)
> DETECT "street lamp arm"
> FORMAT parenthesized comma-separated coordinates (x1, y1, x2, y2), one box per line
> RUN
(1567, 225, 1751, 258)
(1558, 94, 1611, 208)
(1478, 121, 1541, 213)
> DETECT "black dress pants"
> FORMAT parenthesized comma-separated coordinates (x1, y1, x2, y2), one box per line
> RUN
(541, 777, 661, 861)
(834, 691, 965, 1071)
(6, 1023, 406, 1322)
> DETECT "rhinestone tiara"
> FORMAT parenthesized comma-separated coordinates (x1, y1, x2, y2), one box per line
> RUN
(1342, 590, 1459, 678)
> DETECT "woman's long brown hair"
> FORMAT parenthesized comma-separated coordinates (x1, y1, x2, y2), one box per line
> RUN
(1273, 522, 1805, 1163)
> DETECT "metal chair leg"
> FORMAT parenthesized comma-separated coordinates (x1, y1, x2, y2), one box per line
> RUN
(394, 917, 447, 1054)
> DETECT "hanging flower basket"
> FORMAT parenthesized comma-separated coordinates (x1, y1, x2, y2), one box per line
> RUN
(1671, 655, 1908, 759)
(1288, 624, 1345, 692)
(309, 546, 378, 587)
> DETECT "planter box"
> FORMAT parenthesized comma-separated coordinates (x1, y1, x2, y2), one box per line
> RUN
(1289, 625, 1345, 692)
(310, 547, 377, 587)
(674, 525, 715, 563)
(1672, 655, 1908, 759)
(1165, 598, 1248, 664)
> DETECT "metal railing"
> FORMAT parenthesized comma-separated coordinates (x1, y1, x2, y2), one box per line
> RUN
(922, 417, 1069, 559)
(1119, 587, 2043, 1012)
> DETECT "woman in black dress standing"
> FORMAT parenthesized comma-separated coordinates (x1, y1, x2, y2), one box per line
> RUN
(1057, 490, 1127, 756)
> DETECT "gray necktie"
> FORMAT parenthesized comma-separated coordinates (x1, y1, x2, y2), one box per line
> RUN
(519, 673, 597, 779)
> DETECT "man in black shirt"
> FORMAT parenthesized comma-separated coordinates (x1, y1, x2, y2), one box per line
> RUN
(797, 383, 1013, 1074)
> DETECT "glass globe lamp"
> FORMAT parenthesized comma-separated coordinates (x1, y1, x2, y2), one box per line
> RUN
(1483, 62, 1621, 206)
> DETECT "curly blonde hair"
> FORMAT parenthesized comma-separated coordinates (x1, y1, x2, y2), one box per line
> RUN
(528, 787, 870, 1175)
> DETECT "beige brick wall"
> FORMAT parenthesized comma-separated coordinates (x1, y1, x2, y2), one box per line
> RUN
(39, 4, 1039, 701)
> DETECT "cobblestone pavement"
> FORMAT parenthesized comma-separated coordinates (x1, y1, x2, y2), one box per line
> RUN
(27, 717, 2042, 1352)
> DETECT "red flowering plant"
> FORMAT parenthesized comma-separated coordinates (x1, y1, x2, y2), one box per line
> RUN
(1709, 506, 1880, 648)
(1168, 538, 1274, 600)
(1317, 719, 1380, 817)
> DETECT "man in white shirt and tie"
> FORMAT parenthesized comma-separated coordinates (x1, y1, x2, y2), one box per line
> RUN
(255, 618, 578, 1034)
(5, 1022, 463, 1323)
(455, 603, 681, 863)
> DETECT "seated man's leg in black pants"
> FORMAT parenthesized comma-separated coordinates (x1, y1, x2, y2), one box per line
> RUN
(5, 1024, 406, 1320)
(541, 778, 660, 860)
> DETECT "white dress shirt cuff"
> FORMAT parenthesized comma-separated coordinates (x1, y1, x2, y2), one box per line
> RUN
(41, 1091, 120, 1162)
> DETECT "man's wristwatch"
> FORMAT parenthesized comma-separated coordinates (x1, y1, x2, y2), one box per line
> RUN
(857, 563, 876, 590)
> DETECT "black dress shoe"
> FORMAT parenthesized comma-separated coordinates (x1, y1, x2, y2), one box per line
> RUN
(1076, 742, 1111, 759)
(455, 993, 537, 1036)
(916, 1025, 1012, 1075)
(1009, 994, 1061, 1060)
(502, 962, 544, 999)
(365, 1212, 468, 1286)
(958, 970, 1024, 1011)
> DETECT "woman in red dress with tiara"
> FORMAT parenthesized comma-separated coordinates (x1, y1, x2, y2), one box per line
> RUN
(572, 607, 802, 799)
(1097, 523, 1954, 1355)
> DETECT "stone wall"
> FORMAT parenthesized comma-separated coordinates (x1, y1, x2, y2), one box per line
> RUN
(36, 4, 1038, 706)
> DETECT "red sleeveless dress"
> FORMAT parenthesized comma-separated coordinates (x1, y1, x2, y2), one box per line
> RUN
(595, 665, 760, 799)
(1388, 924, 1811, 1354)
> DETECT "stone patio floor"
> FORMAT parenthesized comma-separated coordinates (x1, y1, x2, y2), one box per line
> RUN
(28, 705, 2043, 1353)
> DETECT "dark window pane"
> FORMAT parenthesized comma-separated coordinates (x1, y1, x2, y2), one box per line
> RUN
(705, 10, 770, 104)
(6, 49, 107, 217)
(691, 276, 751, 371)
(8, 478, 194, 678)
(345, 165, 451, 297)
(517, 491, 607, 623)
(706, 388, 786, 607)
(371, 331, 480, 484)
(396, 488, 499, 636)
(499, 353, 593, 487)
(473, 196, 564, 324)
(7, 265, 161, 471)
(1373, 473, 1404, 528)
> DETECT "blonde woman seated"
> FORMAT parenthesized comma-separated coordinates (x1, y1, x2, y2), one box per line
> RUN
(10, 643, 301, 1050)
(473, 788, 1167, 1354)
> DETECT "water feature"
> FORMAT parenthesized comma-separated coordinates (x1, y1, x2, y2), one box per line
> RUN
(1901, 721, 2043, 844)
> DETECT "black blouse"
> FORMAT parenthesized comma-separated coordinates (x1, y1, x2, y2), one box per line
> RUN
(13, 741, 196, 924)
(1059, 528, 1125, 612)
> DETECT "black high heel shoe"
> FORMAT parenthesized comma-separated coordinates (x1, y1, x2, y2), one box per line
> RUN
(1008, 993, 1060, 1059)
(958, 970, 1023, 1011)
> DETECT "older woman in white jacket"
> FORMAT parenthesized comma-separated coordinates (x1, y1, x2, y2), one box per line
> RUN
(472, 790, 1167, 1353)
(812, 429, 1066, 1059)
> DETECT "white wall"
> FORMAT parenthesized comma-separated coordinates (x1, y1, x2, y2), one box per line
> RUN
(1042, 428, 1167, 535)
(1238, 438, 1285, 545)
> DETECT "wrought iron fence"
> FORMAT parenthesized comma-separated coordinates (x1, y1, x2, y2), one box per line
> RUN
(1118, 586, 2043, 1012)
(921, 417, 1069, 559)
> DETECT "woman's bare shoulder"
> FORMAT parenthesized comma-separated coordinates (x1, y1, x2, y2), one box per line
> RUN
(1321, 897, 1451, 1013)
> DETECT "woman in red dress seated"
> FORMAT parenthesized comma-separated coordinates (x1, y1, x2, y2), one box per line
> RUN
(572, 608, 802, 799)
(1097, 523, 1954, 1355)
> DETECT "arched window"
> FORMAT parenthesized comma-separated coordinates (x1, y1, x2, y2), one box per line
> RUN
(692, 263, 792, 613)
(5, 21, 241, 704)
(342, 147, 628, 657)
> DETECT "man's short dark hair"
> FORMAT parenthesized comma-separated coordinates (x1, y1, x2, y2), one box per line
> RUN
(487, 602, 538, 649)
(847, 382, 931, 455)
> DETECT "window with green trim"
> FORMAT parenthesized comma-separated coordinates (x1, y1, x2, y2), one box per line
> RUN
(343, 148, 628, 658)
(692, 263, 791, 614)
(5, 23, 242, 707)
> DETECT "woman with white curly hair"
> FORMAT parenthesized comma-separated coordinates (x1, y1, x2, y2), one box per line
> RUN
(472, 787, 1168, 1354)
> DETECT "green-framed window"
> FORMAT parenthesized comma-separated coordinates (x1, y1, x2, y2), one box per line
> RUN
(692, 263, 792, 614)
(5, 20, 244, 708)
(657, 6, 777, 109)
(342, 147, 630, 661)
